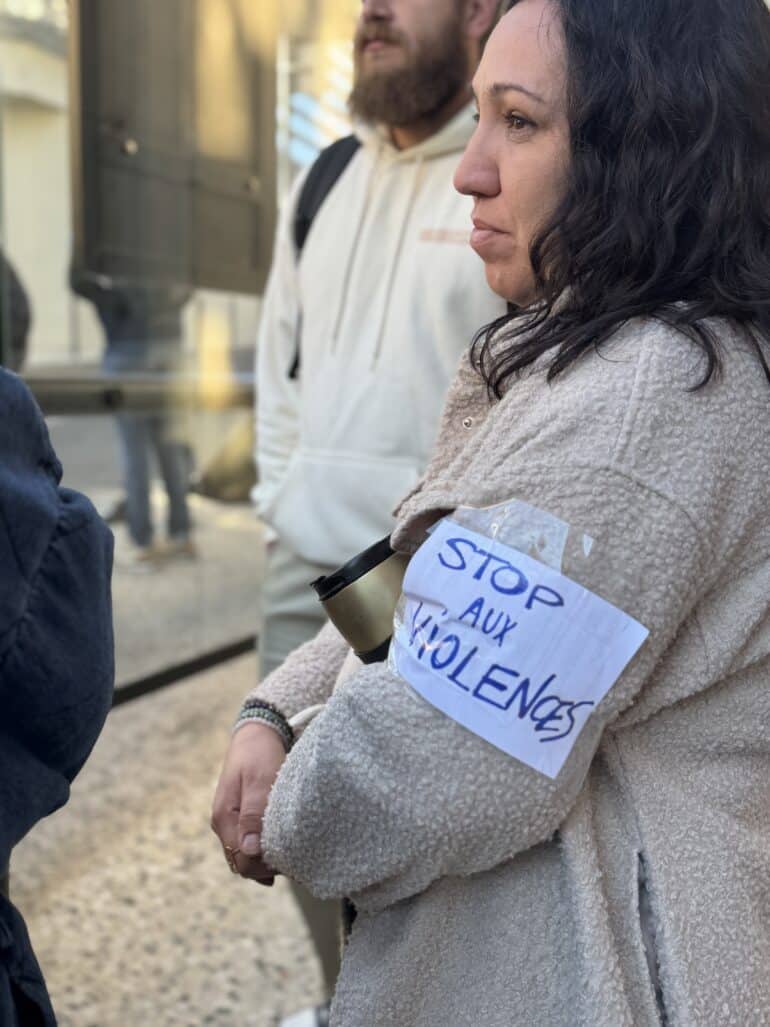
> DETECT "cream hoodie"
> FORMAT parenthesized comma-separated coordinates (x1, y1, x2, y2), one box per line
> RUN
(253, 105, 505, 567)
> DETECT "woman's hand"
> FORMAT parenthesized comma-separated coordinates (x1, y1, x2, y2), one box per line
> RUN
(211, 721, 287, 884)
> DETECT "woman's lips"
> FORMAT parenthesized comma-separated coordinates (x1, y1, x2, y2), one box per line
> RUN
(470, 220, 509, 258)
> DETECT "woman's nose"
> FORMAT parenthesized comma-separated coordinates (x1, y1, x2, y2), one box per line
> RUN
(454, 133, 500, 199)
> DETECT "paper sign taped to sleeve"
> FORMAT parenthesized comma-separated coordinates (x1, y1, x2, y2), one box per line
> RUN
(391, 519, 649, 779)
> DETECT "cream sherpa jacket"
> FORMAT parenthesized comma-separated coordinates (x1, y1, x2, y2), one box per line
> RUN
(251, 317, 770, 1027)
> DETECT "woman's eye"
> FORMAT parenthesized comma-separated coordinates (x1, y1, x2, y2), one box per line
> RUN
(505, 113, 532, 132)
(472, 111, 532, 131)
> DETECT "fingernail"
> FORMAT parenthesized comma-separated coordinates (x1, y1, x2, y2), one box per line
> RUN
(241, 833, 259, 855)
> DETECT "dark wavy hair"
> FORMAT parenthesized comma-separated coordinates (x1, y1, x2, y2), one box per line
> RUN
(474, 0, 770, 396)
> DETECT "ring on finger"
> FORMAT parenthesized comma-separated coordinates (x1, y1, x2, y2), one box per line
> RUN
(223, 844, 241, 874)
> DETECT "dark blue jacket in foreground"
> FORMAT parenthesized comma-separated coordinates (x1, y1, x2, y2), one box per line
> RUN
(0, 369, 114, 1025)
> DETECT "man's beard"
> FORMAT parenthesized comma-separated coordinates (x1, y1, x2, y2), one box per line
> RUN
(349, 11, 470, 127)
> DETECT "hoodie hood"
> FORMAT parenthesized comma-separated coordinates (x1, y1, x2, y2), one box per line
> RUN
(330, 102, 478, 356)
(353, 101, 477, 163)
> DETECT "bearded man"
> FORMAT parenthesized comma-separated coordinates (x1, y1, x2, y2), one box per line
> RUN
(225, 2, 504, 1024)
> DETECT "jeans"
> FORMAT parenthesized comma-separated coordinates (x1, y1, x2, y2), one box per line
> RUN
(116, 412, 191, 547)
(104, 337, 192, 547)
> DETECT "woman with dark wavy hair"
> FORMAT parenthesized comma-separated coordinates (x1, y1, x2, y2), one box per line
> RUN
(470, 0, 770, 392)
(213, 1, 770, 1024)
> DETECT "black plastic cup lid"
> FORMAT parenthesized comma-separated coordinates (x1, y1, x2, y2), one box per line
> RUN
(311, 535, 394, 602)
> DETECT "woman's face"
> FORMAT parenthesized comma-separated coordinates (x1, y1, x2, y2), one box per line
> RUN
(454, 0, 570, 305)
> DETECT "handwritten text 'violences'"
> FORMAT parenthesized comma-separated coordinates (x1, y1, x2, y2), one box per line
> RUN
(391, 518, 648, 779)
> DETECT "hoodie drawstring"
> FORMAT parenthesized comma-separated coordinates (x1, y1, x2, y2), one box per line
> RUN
(330, 151, 379, 350)
(370, 156, 425, 368)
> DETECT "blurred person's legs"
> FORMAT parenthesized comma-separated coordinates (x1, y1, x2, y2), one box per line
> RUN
(105, 337, 195, 561)
(139, 337, 195, 553)
(116, 412, 154, 550)
(147, 413, 193, 550)
(259, 537, 341, 1014)
(103, 341, 156, 559)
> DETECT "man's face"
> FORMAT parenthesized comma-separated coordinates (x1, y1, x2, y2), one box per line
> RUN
(349, 0, 471, 127)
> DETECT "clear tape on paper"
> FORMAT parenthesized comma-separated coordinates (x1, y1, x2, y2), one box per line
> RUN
(390, 500, 648, 780)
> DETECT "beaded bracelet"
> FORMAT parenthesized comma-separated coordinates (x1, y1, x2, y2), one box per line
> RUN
(234, 701, 294, 752)
(239, 698, 293, 735)
(241, 697, 288, 720)
(235, 707, 294, 751)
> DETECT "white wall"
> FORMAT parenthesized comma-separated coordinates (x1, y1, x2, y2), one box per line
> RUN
(1, 96, 89, 364)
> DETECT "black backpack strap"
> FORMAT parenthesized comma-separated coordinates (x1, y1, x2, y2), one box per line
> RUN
(288, 135, 361, 379)
(293, 134, 361, 256)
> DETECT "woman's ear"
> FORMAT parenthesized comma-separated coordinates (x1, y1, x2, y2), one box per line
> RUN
(465, 0, 506, 44)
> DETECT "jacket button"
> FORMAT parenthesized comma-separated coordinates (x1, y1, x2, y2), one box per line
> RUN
(462, 417, 474, 429)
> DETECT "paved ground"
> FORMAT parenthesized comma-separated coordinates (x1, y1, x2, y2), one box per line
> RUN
(11, 653, 324, 1027)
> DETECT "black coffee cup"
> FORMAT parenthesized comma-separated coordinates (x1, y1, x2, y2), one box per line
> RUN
(312, 536, 409, 664)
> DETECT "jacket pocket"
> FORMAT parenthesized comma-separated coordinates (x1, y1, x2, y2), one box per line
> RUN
(271, 450, 420, 567)
(637, 852, 669, 1027)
